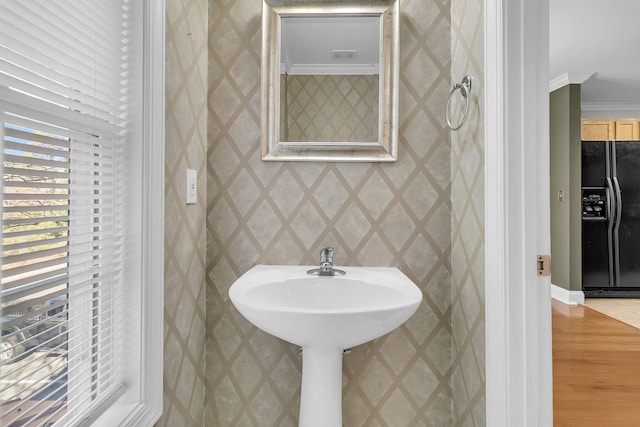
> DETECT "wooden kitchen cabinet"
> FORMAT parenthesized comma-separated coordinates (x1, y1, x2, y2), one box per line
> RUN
(582, 119, 614, 140)
(615, 119, 640, 140)
(582, 119, 640, 140)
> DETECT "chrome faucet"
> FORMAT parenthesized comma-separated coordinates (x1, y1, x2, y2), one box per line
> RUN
(307, 247, 346, 276)
(319, 247, 333, 275)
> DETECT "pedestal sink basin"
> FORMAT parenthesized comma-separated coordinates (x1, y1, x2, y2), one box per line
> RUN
(228, 265, 422, 427)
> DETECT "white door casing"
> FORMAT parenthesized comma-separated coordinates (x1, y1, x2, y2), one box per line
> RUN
(485, 0, 553, 425)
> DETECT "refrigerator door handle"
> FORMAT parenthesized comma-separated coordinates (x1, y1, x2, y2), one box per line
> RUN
(606, 177, 616, 287)
(613, 176, 623, 226)
(612, 175, 622, 286)
(605, 178, 614, 223)
(610, 141, 622, 227)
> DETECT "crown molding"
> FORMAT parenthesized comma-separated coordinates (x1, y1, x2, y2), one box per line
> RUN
(549, 72, 595, 92)
(285, 63, 379, 75)
(581, 101, 640, 111)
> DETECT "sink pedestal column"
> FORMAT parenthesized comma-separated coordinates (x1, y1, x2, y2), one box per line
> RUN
(299, 347, 343, 427)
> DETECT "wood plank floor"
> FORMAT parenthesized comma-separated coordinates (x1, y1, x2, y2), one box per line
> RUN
(553, 299, 640, 426)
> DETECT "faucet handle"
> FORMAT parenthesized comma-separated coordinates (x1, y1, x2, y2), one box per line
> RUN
(320, 247, 334, 264)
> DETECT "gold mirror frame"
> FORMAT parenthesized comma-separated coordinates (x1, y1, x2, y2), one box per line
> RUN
(261, 0, 399, 162)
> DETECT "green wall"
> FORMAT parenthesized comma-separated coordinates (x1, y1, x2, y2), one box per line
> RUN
(550, 84, 582, 291)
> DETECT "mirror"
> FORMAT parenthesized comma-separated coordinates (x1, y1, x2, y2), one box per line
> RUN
(280, 16, 380, 144)
(261, 0, 399, 162)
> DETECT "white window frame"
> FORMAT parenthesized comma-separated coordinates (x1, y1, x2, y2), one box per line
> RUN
(87, 1, 165, 425)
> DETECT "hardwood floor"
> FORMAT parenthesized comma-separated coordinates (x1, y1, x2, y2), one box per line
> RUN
(553, 299, 640, 426)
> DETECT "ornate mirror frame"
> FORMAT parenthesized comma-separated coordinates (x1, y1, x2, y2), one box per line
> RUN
(261, 0, 399, 162)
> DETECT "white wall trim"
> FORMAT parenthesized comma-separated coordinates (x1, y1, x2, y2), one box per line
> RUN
(549, 72, 595, 92)
(550, 283, 585, 305)
(485, 0, 553, 425)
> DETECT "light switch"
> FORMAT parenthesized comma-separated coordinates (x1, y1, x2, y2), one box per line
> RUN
(557, 190, 564, 203)
(186, 169, 197, 205)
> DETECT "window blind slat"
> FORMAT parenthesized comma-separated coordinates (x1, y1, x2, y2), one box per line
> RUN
(4, 154, 69, 169)
(3, 178, 70, 191)
(3, 245, 68, 266)
(67, 270, 121, 289)
(64, 151, 119, 165)
(3, 205, 68, 215)
(0, 72, 124, 125)
(1, 284, 68, 309)
(4, 128, 71, 151)
(3, 216, 69, 228)
(3, 236, 68, 252)
(0, 280, 68, 314)
(3, 193, 68, 202)
(3, 167, 69, 181)
(2, 182, 69, 191)
(2, 256, 69, 279)
(1, 87, 124, 137)
(4, 115, 119, 150)
(0, 59, 123, 117)
(66, 149, 119, 162)
(3, 226, 68, 239)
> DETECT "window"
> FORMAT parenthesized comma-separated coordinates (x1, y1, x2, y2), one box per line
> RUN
(1, 1, 164, 426)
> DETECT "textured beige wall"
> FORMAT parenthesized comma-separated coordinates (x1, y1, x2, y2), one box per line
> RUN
(450, 0, 485, 425)
(284, 75, 379, 142)
(159, 0, 208, 425)
(206, 0, 453, 425)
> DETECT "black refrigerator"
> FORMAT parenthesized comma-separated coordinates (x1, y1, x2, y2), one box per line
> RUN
(582, 140, 640, 296)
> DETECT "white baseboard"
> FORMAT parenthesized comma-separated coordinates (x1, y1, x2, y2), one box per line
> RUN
(551, 283, 585, 305)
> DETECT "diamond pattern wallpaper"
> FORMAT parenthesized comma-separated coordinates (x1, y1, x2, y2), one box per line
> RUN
(206, 0, 456, 425)
(158, 0, 208, 425)
(450, 0, 485, 425)
(284, 75, 379, 142)
(156, 0, 486, 425)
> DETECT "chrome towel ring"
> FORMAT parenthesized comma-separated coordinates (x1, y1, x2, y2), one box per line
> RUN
(446, 75, 473, 131)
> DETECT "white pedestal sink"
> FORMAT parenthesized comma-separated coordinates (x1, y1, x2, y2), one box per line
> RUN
(229, 265, 422, 427)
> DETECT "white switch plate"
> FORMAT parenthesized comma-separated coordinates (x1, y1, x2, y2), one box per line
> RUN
(186, 169, 197, 205)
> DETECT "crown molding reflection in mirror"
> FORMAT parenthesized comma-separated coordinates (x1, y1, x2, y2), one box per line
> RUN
(261, 0, 399, 162)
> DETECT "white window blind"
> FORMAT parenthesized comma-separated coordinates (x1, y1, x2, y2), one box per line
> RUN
(1, 1, 146, 425)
